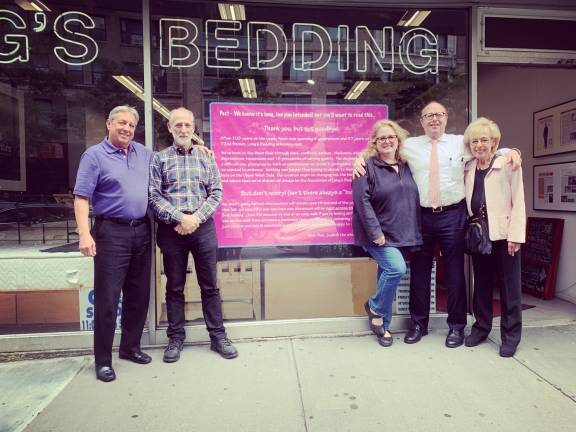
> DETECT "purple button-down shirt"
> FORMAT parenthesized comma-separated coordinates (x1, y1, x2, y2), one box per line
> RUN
(73, 137, 152, 219)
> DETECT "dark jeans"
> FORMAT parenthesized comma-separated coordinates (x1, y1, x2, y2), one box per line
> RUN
(409, 201, 467, 330)
(157, 218, 226, 341)
(92, 218, 151, 367)
(471, 240, 522, 348)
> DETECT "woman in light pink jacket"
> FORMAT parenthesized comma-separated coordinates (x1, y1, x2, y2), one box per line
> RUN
(462, 117, 526, 358)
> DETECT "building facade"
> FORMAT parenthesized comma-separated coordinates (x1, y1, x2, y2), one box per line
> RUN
(1, 0, 575, 352)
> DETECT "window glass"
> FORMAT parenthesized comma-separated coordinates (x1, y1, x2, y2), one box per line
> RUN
(149, 1, 470, 324)
(0, 2, 144, 335)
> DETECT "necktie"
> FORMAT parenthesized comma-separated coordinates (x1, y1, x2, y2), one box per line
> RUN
(428, 139, 440, 209)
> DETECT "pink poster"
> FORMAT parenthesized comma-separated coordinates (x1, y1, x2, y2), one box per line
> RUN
(211, 103, 388, 246)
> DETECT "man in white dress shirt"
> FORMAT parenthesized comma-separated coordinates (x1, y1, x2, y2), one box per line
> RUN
(354, 101, 521, 348)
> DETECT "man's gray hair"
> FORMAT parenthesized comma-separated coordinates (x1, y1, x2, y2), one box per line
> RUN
(108, 105, 140, 124)
(168, 107, 195, 125)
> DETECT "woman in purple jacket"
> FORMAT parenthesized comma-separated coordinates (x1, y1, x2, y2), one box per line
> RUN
(352, 120, 423, 347)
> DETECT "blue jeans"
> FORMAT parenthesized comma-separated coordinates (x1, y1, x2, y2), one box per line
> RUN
(364, 245, 407, 330)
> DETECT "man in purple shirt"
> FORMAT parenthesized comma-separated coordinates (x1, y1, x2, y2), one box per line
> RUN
(74, 105, 153, 382)
(149, 107, 238, 363)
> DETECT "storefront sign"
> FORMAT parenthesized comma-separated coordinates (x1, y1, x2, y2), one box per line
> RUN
(395, 262, 436, 314)
(0, 10, 98, 65)
(78, 286, 121, 331)
(161, 20, 438, 75)
(211, 102, 388, 247)
(1, 9, 438, 74)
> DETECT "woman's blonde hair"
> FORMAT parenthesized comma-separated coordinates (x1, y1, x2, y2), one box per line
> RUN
(362, 119, 409, 162)
(463, 117, 502, 153)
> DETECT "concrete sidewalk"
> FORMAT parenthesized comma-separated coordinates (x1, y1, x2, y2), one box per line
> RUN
(2, 324, 576, 432)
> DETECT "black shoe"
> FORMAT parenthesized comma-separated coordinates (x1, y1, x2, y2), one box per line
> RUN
(95, 365, 116, 382)
(499, 344, 517, 358)
(464, 333, 487, 347)
(445, 329, 465, 348)
(163, 339, 184, 363)
(210, 338, 239, 359)
(119, 350, 152, 364)
(364, 302, 384, 338)
(404, 324, 428, 344)
(378, 332, 394, 348)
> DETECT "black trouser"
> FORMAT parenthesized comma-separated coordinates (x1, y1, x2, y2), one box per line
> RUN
(157, 218, 226, 341)
(92, 218, 151, 367)
(409, 201, 467, 330)
(471, 240, 522, 348)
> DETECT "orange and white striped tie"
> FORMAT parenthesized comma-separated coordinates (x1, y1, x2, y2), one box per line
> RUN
(428, 139, 441, 209)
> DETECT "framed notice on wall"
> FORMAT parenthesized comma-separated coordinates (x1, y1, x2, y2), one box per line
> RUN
(533, 161, 576, 212)
(533, 99, 576, 157)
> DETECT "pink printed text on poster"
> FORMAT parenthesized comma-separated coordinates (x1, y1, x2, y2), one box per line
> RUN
(211, 103, 389, 247)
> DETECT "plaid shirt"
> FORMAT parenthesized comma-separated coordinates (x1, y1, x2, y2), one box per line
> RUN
(149, 144, 223, 225)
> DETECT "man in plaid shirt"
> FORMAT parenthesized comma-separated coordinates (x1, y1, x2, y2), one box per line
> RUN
(149, 107, 238, 362)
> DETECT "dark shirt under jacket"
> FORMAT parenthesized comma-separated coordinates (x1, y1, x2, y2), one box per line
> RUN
(471, 167, 488, 216)
(352, 157, 422, 248)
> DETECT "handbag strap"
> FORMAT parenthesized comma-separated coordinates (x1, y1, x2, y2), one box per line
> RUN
(478, 156, 496, 219)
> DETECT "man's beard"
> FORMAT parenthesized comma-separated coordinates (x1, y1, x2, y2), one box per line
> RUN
(173, 134, 192, 147)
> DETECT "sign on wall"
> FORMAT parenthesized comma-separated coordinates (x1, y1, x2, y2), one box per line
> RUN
(1, 9, 439, 75)
(78, 286, 122, 331)
(211, 102, 388, 247)
(533, 99, 576, 157)
(533, 161, 576, 212)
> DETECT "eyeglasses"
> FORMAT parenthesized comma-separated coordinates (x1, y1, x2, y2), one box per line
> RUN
(374, 135, 398, 143)
(421, 112, 447, 120)
(470, 138, 492, 145)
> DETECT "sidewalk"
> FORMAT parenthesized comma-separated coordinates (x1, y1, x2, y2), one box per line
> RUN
(2, 323, 576, 432)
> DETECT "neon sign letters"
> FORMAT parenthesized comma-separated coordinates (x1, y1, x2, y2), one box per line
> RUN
(1, 10, 439, 74)
(161, 20, 438, 75)
(0, 9, 98, 65)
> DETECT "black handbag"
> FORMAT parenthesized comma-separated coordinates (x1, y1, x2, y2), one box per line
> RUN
(464, 205, 491, 255)
(464, 159, 494, 255)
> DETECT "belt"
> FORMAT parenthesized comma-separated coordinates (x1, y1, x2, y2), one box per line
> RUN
(96, 215, 148, 226)
(421, 200, 464, 214)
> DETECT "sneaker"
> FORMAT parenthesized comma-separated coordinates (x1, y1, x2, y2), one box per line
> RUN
(210, 338, 238, 359)
(163, 339, 184, 363)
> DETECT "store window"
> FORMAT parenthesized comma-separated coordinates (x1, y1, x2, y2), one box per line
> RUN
(65, 64, 85, 85)
(283, 54, 313, 81)
(0, 2, 145, 335)
(120, 18, 143, 45)
(149, 1, 470, 326)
